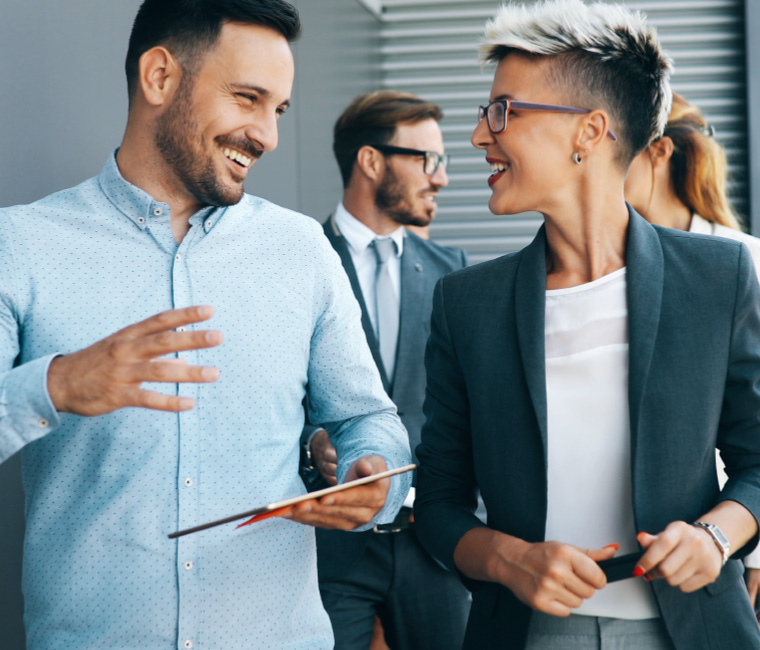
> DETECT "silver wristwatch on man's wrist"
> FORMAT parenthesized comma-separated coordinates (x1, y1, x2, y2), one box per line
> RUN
(692, 521, 730, 566)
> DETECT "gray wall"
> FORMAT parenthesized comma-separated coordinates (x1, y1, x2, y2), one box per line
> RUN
(747, 0, 760, 236)
(0, 2, 380, 648)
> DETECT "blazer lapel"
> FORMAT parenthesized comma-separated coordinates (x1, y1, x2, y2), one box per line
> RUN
(625, 206, 664, 456)
(515, 225, 549, 458)
(323, 216, 391, 391)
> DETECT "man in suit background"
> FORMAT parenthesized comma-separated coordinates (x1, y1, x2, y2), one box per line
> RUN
(301, 90, 470, 650)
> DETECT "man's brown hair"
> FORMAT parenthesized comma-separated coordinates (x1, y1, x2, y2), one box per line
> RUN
(333, 90, 443, 188)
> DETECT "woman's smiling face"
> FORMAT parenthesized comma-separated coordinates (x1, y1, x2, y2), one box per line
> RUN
(472, 53, 595, 217)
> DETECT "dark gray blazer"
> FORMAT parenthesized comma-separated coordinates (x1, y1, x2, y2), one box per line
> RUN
(316, 215, 467, 578)
(415, 207, 760, 650)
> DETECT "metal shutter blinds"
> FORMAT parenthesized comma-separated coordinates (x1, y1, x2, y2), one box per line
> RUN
(380, 0, 748, 263)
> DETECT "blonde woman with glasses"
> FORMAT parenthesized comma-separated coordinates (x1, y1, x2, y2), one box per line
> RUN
(414, 1, 760, 648)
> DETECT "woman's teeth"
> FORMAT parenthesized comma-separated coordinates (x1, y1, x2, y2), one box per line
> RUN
(223, 148, 252, 168)
(490, 162, 509, 173)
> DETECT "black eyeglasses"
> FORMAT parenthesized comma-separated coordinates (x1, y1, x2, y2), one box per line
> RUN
(478, 99, 618, 141)
(370, 144, 450, 176)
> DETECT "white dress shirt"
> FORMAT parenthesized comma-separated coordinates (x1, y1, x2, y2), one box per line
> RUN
(334, 202, 404, 337)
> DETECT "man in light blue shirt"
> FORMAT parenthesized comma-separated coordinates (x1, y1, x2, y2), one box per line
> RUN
(0, 1, 411, 648)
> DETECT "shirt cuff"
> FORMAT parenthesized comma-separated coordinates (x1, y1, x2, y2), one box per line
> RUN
(336, 454, 412, 532)
(0, 354, 61, 461)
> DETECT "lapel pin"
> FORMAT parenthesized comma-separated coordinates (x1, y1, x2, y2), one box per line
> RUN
(415, 263, 423, 272)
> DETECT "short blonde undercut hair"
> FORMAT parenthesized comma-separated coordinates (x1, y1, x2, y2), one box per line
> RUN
(480, 0, 673, 165)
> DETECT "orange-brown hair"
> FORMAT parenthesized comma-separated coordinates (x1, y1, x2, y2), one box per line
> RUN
(664, 93, 740, 229)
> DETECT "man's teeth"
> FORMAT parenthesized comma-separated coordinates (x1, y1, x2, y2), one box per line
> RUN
(490, 162, 509, 173)
(223, 148, 252, 168)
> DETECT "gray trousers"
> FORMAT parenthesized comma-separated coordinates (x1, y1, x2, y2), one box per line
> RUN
(525, 612, 675, 650)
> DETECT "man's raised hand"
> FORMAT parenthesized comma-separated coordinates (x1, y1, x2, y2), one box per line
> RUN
(47, 305, 223, 415)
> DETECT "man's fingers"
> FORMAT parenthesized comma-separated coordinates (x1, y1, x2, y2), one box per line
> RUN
(126, 361, 220, 384)
(132, 329, 224, 360)
(126, 388, 195, 412)
(120, 305, 216, 338)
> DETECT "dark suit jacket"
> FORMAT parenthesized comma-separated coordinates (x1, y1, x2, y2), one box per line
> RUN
(316, 215, 467, 579)
(415, 207, 760, 649)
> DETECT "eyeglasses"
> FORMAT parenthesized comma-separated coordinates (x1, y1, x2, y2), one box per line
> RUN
(370, 144, 450, 176)
(478, 99, 618, 141)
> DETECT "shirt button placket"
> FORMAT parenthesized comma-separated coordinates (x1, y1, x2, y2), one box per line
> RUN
(173, 236, 201, 649)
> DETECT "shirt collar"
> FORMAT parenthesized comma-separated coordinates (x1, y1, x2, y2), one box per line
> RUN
(98, 149, 222, 231)
(334, 202, 405, 258)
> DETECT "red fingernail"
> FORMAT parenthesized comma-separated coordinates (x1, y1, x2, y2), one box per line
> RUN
(633, 566, 645, 577)
(636, 532, 647, 543)
(604, 543, 620, 551)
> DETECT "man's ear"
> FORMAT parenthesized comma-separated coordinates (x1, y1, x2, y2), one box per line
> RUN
(137, 46, 183, 107)
(648, 136, 675, 169)
(355, 145, 385, 182)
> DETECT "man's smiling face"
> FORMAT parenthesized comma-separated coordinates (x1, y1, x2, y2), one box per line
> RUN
(154, 21, 294, 207)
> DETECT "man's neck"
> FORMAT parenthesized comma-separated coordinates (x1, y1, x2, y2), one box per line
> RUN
(116, 131, 202, 243)
(342, 192, 399, 237)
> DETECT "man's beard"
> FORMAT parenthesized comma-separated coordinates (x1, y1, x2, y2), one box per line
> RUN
(154, 78, 261, 208)
(375, 164, 434, 227)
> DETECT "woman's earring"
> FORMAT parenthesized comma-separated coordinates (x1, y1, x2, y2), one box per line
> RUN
(573, 151, 583, 164)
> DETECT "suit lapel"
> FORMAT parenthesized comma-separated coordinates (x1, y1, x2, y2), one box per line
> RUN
(515, 226, 549, 457)
(323, 216, 391, 391)
(625, 207, 664, 457)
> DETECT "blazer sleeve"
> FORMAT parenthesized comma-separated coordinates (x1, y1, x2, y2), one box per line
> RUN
(717, 243, 760, 556)
(414, 276, 486, 575)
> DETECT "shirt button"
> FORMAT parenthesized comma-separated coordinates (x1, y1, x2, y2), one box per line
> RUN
(184, 477, 194, 487)
(175, 253, 182, 262)
(183, 640, 193, 649)
(137, 216, 146, 225)
(38, 418, 49, 428)
(184, 561, 194, 571)
(204, 220, 213, 231)
(153, 207, 163, 216)
(177, 327, 186, 333)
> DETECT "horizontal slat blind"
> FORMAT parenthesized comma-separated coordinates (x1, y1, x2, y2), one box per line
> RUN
(380, 0, 748, 263)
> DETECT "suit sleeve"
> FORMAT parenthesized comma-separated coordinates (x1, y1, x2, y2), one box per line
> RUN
(414, 276, 485, 574)
(717, 243, 760, 557)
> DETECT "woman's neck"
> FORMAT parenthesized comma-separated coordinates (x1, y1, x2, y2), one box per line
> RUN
(641, 188, 692, 232)
(542, 185, 630, 291)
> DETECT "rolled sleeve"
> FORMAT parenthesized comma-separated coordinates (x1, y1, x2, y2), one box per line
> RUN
(305, 232, 411, 529)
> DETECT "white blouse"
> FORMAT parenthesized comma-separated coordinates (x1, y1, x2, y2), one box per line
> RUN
(544, 268, 659, 619)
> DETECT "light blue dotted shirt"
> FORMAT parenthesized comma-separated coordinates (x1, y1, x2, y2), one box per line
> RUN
(0, 152, 411, 650)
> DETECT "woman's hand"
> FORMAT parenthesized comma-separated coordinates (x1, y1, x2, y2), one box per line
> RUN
(501, 540, 618, 616)
(635, 522, 722, 591)
(453, 528, 618, 617)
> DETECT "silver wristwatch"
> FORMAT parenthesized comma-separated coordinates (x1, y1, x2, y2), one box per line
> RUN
(692, 521, 730, 566)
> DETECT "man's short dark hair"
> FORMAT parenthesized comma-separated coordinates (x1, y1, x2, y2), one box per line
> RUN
(125, 0, 301, 103)
(333, 90, 443, 188)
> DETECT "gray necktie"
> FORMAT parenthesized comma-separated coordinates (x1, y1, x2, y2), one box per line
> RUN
(371, 238, 399, 382)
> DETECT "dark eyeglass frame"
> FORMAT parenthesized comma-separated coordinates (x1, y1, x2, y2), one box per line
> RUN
(478, 99, 618, 141)
(370, 144, 450, 176)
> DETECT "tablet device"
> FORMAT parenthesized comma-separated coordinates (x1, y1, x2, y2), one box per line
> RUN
(168, 463, 416, 539)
